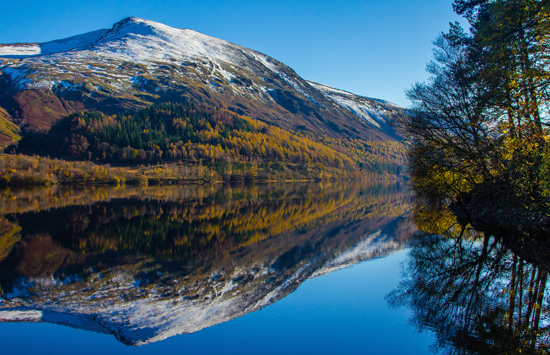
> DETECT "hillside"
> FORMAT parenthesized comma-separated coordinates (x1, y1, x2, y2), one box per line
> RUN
(8, 102, 406, 182)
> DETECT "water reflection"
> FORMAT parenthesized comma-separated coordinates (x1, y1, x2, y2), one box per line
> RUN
(0, 182, 411, 346)
(389, 205, 550, 354)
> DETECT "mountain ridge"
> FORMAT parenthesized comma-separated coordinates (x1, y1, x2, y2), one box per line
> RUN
(0, 17, 404, 146)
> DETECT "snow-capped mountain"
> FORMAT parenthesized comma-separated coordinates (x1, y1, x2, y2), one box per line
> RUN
(0, 17, 403, 142)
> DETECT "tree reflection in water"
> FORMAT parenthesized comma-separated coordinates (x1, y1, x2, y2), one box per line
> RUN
(388, 205, 550, 354)
(0, 182, 414, 346)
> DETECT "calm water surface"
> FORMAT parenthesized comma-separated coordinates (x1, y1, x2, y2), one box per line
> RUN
(0, 182, 547, 354)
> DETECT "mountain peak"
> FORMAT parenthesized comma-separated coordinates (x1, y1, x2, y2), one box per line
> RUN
(118, 16, 146, 24)
(113, 17, 169, 31)
(104, 17, 177, 40)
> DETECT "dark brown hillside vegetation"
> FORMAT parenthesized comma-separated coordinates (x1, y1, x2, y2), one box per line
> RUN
(0, 107, 19, 147)
(12, 89, 75, 129)
(0, 77, 401, 143)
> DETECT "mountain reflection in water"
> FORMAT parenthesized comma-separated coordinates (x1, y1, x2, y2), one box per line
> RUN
(389, 205, 550, 354)
(0, 182, 412, 346)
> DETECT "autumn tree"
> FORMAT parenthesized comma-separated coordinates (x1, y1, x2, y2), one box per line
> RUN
(457, 0, 550, 136)
(403, 0, 550, 223)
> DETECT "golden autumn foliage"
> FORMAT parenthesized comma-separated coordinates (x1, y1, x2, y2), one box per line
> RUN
(8, 102, 407, 185)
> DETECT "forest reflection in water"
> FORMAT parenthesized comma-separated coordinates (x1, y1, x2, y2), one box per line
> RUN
(0, 182, 412, 346)
(389, 203, 550, 354)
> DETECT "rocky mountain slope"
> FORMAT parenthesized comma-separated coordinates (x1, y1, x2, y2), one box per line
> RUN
(0, 17, 403, 146)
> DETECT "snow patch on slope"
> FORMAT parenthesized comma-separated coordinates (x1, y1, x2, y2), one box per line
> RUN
(0, 44, 41, 57)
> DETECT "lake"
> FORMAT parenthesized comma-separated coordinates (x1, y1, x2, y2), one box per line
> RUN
(0, 182, 547, 354)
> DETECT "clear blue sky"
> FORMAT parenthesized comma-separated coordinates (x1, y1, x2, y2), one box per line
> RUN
(1, 0, 465, 107)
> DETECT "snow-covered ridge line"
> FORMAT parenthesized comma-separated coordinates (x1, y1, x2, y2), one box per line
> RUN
(308, 81, 402, 128)
(307, 81, 401, 108)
